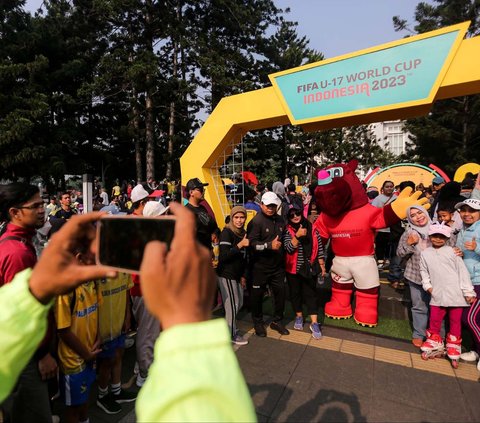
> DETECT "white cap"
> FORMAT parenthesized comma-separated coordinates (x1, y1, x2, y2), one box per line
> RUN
(261, 191, 281, 207)
(130, 184, 150, 203)
(428, 223, 451, 238)
(143, 201, 167, 217)
(455, 198, 480, 211)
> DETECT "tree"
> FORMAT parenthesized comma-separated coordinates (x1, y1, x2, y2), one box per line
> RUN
(393, 0, 480, 174)
(0, 0, 49, 181)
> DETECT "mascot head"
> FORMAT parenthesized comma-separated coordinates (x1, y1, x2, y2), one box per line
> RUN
(314, 160, 368, 217)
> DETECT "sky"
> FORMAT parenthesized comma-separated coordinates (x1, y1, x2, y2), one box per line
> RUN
(274, 0, 432, 59)
(24, 0, 431, 59)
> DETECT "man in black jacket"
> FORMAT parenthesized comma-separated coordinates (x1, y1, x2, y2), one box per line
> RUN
(247, 192, 289, 337)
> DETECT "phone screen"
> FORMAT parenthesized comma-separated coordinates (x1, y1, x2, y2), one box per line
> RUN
(97, 216, 176, 273)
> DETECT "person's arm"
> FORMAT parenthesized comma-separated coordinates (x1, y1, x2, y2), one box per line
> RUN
(455, 254, 476, 300)
(247, 218, 267, 250)
(0, 269, 51, 402)
(138, 202, 256, 422)
(218, 229, 241, 264)
(419, 253, 432, 293)
(396, 230, 416, 258)
(283, 228, 297, 253)
(137, 320, 255, 422)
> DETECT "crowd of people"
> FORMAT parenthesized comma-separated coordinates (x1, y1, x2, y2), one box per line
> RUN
(1, 170, 480, 422)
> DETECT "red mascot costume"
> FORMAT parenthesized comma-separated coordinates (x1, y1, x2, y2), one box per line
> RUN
(313, 160, 429, 327)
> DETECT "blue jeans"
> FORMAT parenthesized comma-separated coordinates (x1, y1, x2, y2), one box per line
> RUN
(408, 280, 430, 339)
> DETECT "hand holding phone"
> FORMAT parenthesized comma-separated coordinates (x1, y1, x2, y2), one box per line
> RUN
(140, 202, 216, 330)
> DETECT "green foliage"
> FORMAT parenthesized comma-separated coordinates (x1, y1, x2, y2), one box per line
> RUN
(393, 0, 480, 175)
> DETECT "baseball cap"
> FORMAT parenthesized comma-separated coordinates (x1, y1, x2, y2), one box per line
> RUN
(261, 191, 281, 207)
(455, 198, 480, 211)
(143, 201, 167, 217)
(130, 184, 150, 203)
(432, 176, 445, 185)
(186, 178, 209, 192)
(428, 223, 451, 238)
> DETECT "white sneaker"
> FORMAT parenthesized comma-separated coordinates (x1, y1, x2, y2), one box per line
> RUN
(136, 374, 146, 388)
(460, 350, 479, 362)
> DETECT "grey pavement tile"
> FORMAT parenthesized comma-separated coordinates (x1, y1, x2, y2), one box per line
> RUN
(375, 336, 417, 354)
(320, 325, 377, 345)
(242, 366, 292, 417)
(372, 360, 473, 420)
(237, 338, 304, 417)
(236, 335, 307, 372)
(456, 378, 480, 422)
(368, 397, 453, 422)
(293, 348, 375, 394)
(269, 375, 370, 422)
(256, 411, 270, 422)
(118, 409, 136, 423)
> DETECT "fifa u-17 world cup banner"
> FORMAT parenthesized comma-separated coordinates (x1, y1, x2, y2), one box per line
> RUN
(269, 23, 468, 126)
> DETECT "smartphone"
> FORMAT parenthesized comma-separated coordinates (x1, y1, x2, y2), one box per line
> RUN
(96, 215, 176, 273)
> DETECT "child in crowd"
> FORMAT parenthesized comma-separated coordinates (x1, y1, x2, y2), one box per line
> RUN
(455, 199, 480, 369)
(397, 206, 432, 347)
(436, 204, 459, 243)
(55, 247, 102, 423)
(419, 223, 476, 366)
(96, 273, 137, 414)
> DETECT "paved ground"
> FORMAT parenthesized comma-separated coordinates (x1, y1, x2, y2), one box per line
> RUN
(62, 313, 480, 423)
(234, 322, 480, 422)
(51, 275, 480, 422)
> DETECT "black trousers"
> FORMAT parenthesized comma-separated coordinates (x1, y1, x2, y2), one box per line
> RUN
(286, 272, 318, 315)
(250, 267, 286, 324)
(374, 231, 390, 261)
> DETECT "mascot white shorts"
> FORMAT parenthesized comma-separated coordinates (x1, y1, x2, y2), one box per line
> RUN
(330, 255, 380, 289)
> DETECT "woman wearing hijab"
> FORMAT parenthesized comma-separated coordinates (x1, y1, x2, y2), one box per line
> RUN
(272, 181, 290, 222)
(283, 204, 326, 339)
(397, 206, 433, 347)
(217, 206, 249, 345)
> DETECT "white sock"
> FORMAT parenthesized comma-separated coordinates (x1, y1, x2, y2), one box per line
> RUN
(111, 382, 121, 396)
(98, 386, 108, 399)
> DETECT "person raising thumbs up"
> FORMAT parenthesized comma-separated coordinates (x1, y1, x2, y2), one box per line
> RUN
(217, 206, 250, 345)
(247, 192, 289, 337)
(283, 204, 326, 340)
(455, 199, 480, 364)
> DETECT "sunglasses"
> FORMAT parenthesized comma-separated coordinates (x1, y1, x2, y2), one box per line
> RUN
(16, 201, 45, 210)
(288, 211, 302, 218)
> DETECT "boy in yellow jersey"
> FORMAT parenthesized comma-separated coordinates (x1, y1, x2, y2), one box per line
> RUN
(96, 273, 136, 414)
(55, 248, 102, 423)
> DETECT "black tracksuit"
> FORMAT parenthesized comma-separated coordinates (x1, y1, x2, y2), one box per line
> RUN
(247, 211, 285, 324)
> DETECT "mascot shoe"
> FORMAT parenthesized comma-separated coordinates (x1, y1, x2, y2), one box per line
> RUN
(353, 291, 379, 327)
(325, 288, 353, 319)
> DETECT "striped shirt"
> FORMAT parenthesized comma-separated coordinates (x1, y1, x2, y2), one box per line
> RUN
(283, 229, 324, 274)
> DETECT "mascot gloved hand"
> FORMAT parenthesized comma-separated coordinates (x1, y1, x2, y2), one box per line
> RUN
(313, 160, 428, 327)
(391, 186, 430, 218)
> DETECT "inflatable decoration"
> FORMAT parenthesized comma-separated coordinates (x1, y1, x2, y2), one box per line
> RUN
(313, 160, 429, 326)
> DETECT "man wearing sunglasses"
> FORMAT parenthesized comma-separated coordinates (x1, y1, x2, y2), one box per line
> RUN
(0, 183, 56, 423)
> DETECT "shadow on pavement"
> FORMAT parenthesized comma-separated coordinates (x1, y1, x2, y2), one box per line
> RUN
(285, 389, 366, 423)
